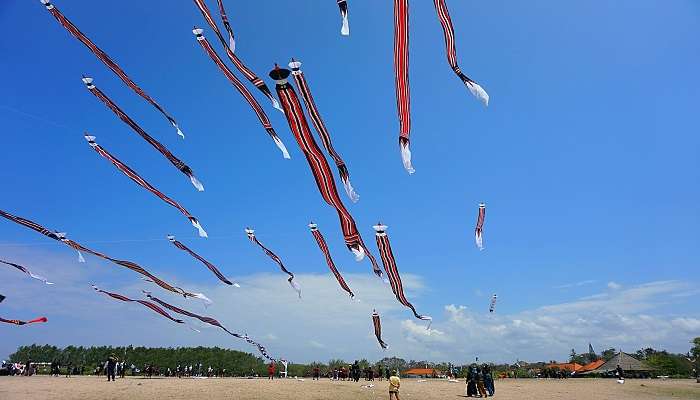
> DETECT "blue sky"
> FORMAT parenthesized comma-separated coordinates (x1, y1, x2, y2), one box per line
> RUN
(1, 1, 698, 363)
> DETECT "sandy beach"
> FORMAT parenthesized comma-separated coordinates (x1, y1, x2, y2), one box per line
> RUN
(0, 376, 697, 400)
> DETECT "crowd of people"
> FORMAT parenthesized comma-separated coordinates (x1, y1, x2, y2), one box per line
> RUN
(465, 364, 495, 398)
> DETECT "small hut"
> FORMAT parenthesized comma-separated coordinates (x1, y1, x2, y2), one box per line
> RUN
(579, 352, 653, 378)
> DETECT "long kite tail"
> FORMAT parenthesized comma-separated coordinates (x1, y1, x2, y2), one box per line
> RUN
(245, 228, 301, 298)
(489, 293, 497, 313)
(373, 223, 431, 326)
(192, 29, 290, 159)
(0, 316, 48, 326)
(216, 0, 236, 52)
(92, 285, 184, 324)
(168, 235, 239, 287)
(474, 202, 485, 250)
(84, 135, 207, 238)
(191, 0, 282, 112)
(394, 0, 413, 174)
(337, 0, 350, 36)
(143, 292, 280, 360)
(432, 0, 489, 106)
(81, 77, 203, 191)
(271, 66, 375, 273)
(39, 0, 184, 138)
(372, 310, 389, 349)
(0, 259, 53, 285)
(309, 223, 354, 298)
(289, 60, 359, 203)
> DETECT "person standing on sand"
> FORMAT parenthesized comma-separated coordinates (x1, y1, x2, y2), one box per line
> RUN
(476, 366, 488, 398)
(385, 367, 391, 381)
(616, 364, 624, 381)
(106, 355, 117, 382)
(377, 365, 384, 381)
(389, 370, 401, 400)
(268, 362, 276, 380)
(483, 365, 494, 396)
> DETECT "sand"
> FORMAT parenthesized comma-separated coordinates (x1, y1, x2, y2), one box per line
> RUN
(0, 376, 698, 400)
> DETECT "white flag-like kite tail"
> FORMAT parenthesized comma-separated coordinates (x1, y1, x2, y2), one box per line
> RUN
(372, 310, 389, 349)
(0, 209, 206, 302)
(245, 228, 301, 298)
(168, 235, 239, 287)
(81, 77, 204, 192)
(432, 0, 489, 106)
(309, 223, 354, 299)
(84, 135, 208, 238)
(373, 223, 432, 326)
(337, 0, 350, 36)
(270, 66, 384, 279)
(0, 259, 53, 285)
(39, 0, 185, 138)
(489, 293, 497, 313)
(93, 286, 185, 324)
(191, 0, 282, 112)
(289, 60, 359, 203)
(193, 29, 290, 159)
(393, 0, 414, 174)
(475, 202, 485, 250)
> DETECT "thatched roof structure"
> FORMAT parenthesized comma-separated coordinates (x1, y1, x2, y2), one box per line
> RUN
(580, 352, 652, 374)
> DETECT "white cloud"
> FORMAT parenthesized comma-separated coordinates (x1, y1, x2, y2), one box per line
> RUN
(1, 249, 698, 365)
(608, 281, 622, 290)
(553, 280, 597, 289)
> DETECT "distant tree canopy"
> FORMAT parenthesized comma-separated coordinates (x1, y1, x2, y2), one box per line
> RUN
(8, 345, 267, 376)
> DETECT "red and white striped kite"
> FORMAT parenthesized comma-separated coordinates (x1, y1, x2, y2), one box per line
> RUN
(393, 0, 414, 174)
(269, 66, 383, 279)
(0, 316, 48, 326)
(168, 235, 239, 287)
(432, 0, 489, 105)
(489, 293, 497, 313)
(0, 208, 208, 302)
(84, 135, 207, 238)
(81, 77, 204, 192)
(39, 0, 185, 138)
(289, 60, 359, 202)
(93, 286, 184, 324)
(475, 202, 485, 250)
(0, 259, 53, 285)
(373, 223, 431, 325)
(308, 222, 354, 299)
(192, 29, 290, 159)
(245, 228, 301, 298)
(337, 0, 350, 36)
(192, 0, 282, 112)
(372, 310, 389, 349)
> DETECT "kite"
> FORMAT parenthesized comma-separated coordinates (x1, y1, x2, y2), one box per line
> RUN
(432, 0, 489, 106)
(475, 202, 485, 250)
(337, 0, 350, 36)
(393, 0, 414, 174)
(373, 223, 431, 325)
(489, 294, 497, 313)
(84, 135, 207, 238)
(93, 286, 184, 324)
(0, 259, 53, 285)
(81, 77, 204, 191)
(168, 235, 239, 287)
(0, 294, 5, 303)
(372, 310, 389, 349)
(192, 0, 282, 112)
(245, 228, 301, 298)
(192, 29, 290, 159)
(0, 316, 48, 326)
(216, 0, 236, 52)
(308, 223, 354, 299)
(0, 208, 209, 302)
(289, 60, 359, 202)
(143, 292, 281, 361)
(39, 0, 184, 138)
(269, 66, 383, 279)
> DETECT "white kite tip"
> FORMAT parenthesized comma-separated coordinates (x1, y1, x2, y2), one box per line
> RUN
(81, 76, 93, 84)
(233, 283, 241, 288)
(288, 60, 302, 70)
(341, 16, 350, 36)
(308, 222, 318, 230)
(372, 223, 388, 232)
(167, 234, 176, 241)
(245, 227, 255, 235)
(84, 135, 96, 142)
(192, 28, 204, 36)
(479, 202, 486, 208)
